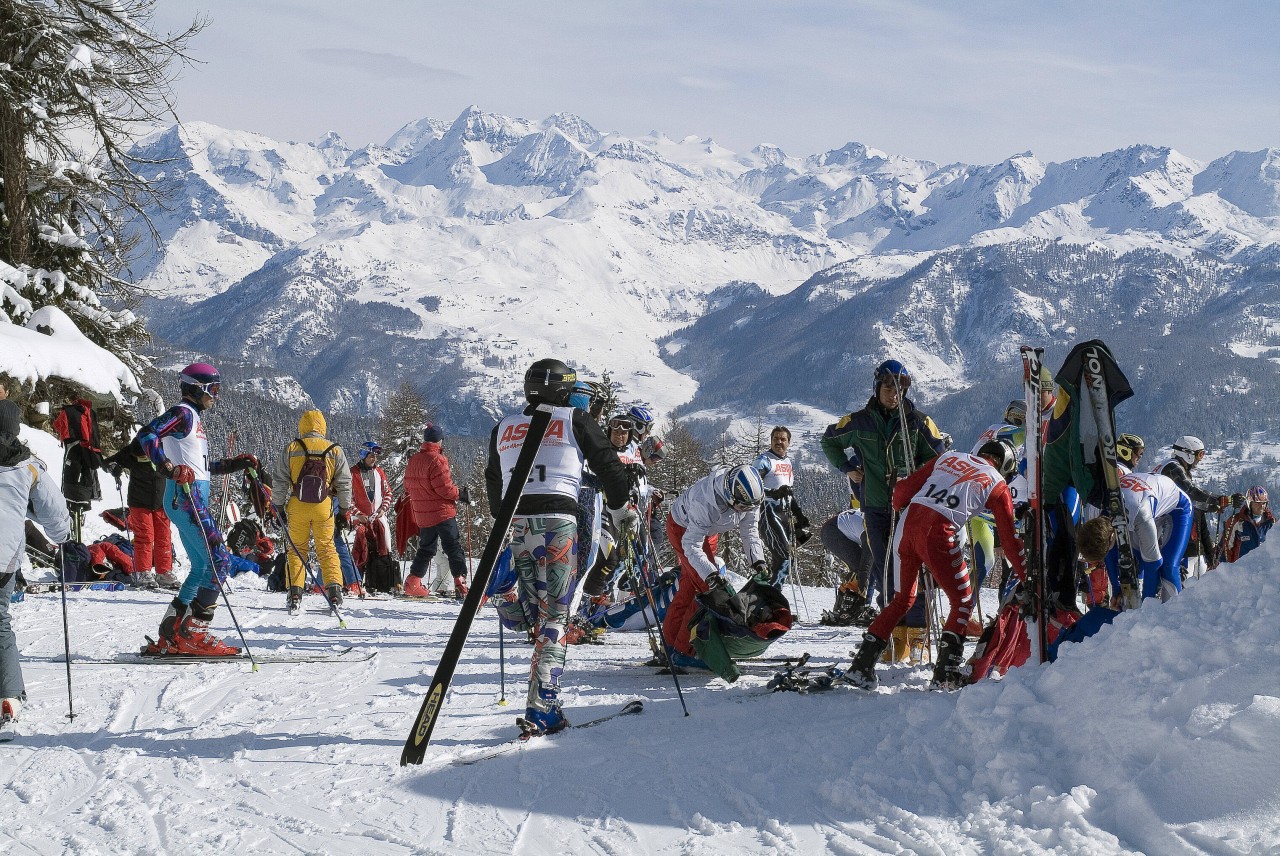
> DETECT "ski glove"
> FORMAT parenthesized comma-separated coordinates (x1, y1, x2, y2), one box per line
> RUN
(458, 486, 473, 505)
(171, 464, 196, 485)
(766, 485, 793, 500)
(1230, 492, 1246, 509)
(795, 525, 813, 546)
(608, 504, 639, 537)
(750, 561, 771, 586)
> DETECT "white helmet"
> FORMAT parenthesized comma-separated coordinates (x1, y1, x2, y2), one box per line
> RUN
(1171, 435, 1205, 467)
(721, 465, 766, 508)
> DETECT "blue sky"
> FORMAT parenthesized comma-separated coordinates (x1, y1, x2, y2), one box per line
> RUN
(154, 0, 1280, 165)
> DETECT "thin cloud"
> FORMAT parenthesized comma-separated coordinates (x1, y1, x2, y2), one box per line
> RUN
(300, 48, 467, 81)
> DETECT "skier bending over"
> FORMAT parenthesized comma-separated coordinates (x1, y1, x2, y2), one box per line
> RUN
(485, 359, 631, 736)
(847, 439, 1025, 690)
(661, 464, 768, 669)
(1078, 470, 1192, 604)
(136, 364, 258, 656)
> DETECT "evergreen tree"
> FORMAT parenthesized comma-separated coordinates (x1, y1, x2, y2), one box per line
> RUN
(377, 380, 432, 490)
(0, 0, 204, 374)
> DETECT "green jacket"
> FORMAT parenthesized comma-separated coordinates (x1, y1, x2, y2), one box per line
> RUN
(820, 396, 945, 509)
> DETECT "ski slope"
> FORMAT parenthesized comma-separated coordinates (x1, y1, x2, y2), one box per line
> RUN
(3, 534, 1278, 855)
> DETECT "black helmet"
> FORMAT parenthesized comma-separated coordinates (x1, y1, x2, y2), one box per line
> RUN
(1116, 433, 1144, 465)
(523, 358, 577, 406)
(977, 438, 1018, 481)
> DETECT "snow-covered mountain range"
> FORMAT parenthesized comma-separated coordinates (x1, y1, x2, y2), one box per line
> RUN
(131, 106, 1280, 448)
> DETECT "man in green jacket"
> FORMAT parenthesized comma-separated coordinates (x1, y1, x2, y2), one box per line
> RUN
(820, 360, 945, 624)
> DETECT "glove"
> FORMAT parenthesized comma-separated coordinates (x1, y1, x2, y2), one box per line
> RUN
(106, 462, 123, 480)
(750, 560, 771, 586)
(1230, 492, 1246, 509)
(608, 504, 639, 537)
(458, 486, 473, 505)
(171, 464, 196, 485)
(705, 571, 727, 591)
(765, 485, 793, 500)
(795, 525, 812, 546)
(1216, 495, 1231, 512)
(336, 508, 353, 531)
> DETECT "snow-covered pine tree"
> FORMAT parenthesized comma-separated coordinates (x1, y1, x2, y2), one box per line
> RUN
(378, 380, 432, 492)
(0, 0, 204, 376)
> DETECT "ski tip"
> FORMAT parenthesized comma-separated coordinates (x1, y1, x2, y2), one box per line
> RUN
(622, 699, 644, 714)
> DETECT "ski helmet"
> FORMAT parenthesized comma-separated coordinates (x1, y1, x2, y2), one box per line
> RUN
(873, 359, 910, 393)
(1172, 435, 1206, 467)
(1003, 399, 1027, 426)
(721, 464, 766, 508)
(1247, 486, 1269, 505)
(627, 404, 654, 429)
(977, 438, 1018, 481)
(523, 358, 577, 406)
(359, 440, 383, 461)
(568, 379, 599, 412)
(1116, 433, 1144, 465)
(179, 362, 221, 401)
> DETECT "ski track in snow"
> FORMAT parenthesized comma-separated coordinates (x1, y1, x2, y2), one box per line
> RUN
(4, 548, 1280, 855)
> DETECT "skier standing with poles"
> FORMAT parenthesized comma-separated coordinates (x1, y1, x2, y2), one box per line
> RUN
(0, 399, 73, 738)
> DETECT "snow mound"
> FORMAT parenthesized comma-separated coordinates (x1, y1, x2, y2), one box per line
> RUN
(0, 306, 138, 401)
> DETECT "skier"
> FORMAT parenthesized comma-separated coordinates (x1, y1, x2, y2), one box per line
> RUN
(1115, 433, 1144, 474)
(103, 438, 180, 591)
(350, 441, 394, 597)
(818, 507, 871, 625)
(1078, 469, 1193, 603)
(404, 424, 470, 599)
(1150, 436, 1231, 578)
(484, 359, 631, 735)
(820, 359, 946, 625)
(754, 426, 812, 587)
(135, 364, 258, 655)
(1219, 486, 1274, 563)
(661, 464, 769, 667)
(846, 439, 1025, 690)
(1, 399, 72, 738)
(273, 409, 353, 612)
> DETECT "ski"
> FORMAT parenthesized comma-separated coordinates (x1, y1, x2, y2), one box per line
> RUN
(1078, 342, 1139, 608)
(1021, 346, 1049, 663)
(22, 582, 126, 594)
(59, 646, 370, 666)
(400, 404, 555, 766)
(453, 700, 644, 766)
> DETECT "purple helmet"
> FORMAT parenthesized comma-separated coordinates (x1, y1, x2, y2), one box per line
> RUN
(179, 363, 221, 400)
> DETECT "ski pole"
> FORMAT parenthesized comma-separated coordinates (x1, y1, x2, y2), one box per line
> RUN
(178, 482, 259, 671)
(632, 530, 690, 717)
(279, 519, 347, 629)
(787, 527, 810, 623)
(56, 546, 76, 720)
(497, 612, 508, 707)
(215, 432, 236, 532)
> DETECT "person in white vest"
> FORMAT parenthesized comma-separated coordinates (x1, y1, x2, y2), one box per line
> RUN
(847, 439, 1026, 690)
(753, 425, 812, 587)
(484, 359, 631, 736)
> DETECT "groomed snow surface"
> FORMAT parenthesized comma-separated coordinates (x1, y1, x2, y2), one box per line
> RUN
(3, 524, 1278, 855)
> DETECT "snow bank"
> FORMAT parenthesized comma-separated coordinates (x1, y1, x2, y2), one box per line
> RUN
(0, 305, 138, 401)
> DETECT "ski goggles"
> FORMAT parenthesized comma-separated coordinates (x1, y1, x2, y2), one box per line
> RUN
(190, 381, 221, 399)
(1247, 486, 1269, 505)
(609, 419, 635, 432)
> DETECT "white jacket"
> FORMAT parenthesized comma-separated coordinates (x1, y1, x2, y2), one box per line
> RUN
(669, 467, 765, 580)
(1, 451, 71, 575)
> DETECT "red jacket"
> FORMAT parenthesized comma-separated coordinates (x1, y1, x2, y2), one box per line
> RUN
(404, 441, 459, 528)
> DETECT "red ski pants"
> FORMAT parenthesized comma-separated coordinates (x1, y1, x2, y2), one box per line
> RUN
(661, 516, 719, 655)
(869, 505, 973, 640)
(128, 507, 173, 574)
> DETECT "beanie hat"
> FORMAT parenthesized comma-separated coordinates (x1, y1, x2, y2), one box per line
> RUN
(423, 424, 443, 443)
(0, 400, 19, 438)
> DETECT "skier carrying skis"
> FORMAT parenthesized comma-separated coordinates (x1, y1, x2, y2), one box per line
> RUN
(135, 364, 259, 656)
(1219, 486, 1273, 563)
(846, 439, 1025, 690)
(660, 464, 769, 668)
(484, 359, 632, 735)
(1078, 469, 1193, 603)
(820, 360, 946, 621)
(754, 426, 812, 587)
(1, 399, 72, 738)
(273, 409, 353, 611)
(1151, 436, 1232, 576)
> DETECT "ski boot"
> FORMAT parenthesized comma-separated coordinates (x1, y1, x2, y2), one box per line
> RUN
(845, 632, 889, 689)
(452, 575, 469, 600)
(141, 598, 188, 655)
(130, 571, 159, 591)
(402, 575, 431, 598)
(0, 698, 19, 742)
(286, 586, 303, 615)
(518, 688, 568, 738)
(325, 583, 344, 608)
(930, 631, 966, 691)
(153, 572, 181, 591)
(820, 586, 867, 626)
(175, 603, 240, 656)
(345, 581, 365, 599)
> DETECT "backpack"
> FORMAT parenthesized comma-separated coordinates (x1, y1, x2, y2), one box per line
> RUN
(291, 439, 336, 504)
